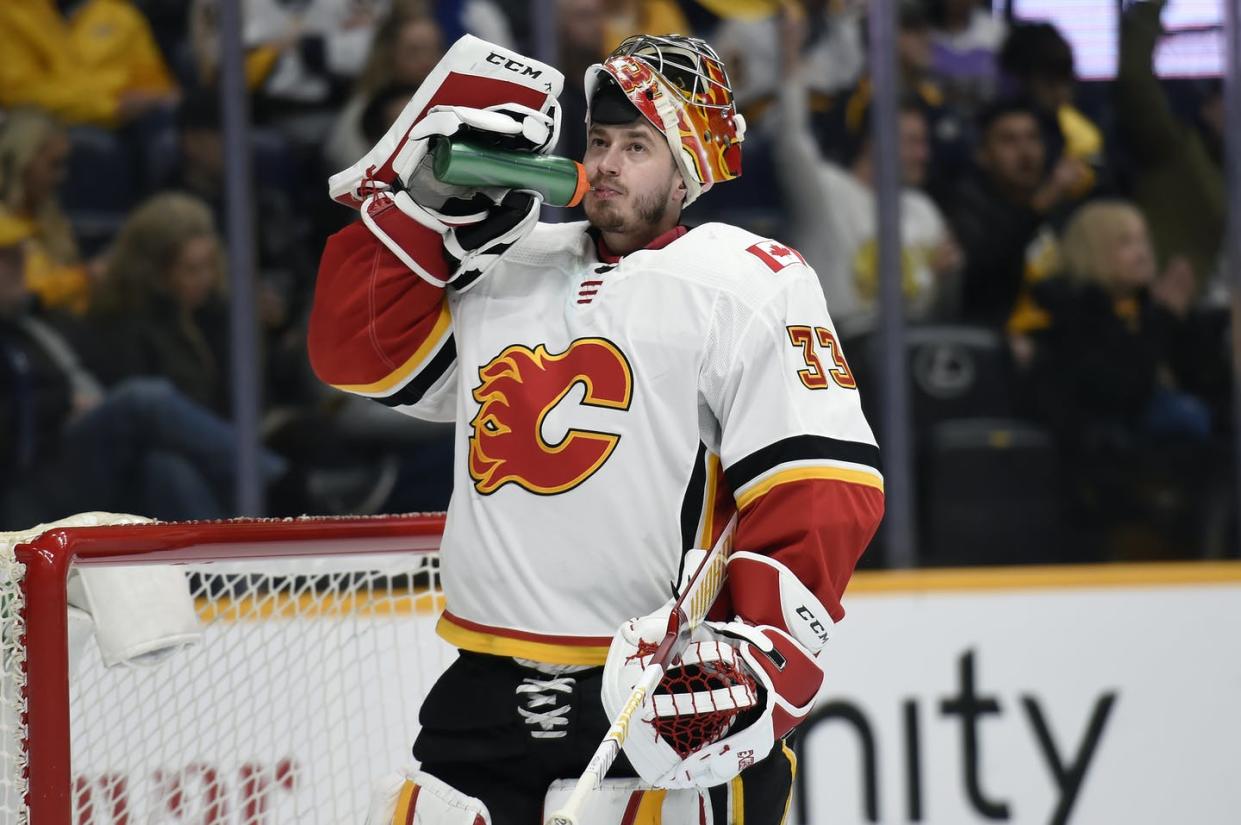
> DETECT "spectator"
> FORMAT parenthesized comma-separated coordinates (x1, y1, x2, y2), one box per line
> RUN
(324, 8, 444, 173)
(1021, 200, 1226, 558)
(1026, 200, 1206, 440)
(998, 21, 1102, 199)
(165, 92, 310, 335)
(425, 0, 516, 50)
(774, 37, 961, 356)
(0, 0, 179, 128)
(712, 0, 865, 130)
(831, 1, 969, 192)
(358, 84, 424, 151)
(191, 0, 388, 145)
(947, 98, 1080, 333)
(555, 0, 609, 163)
(0, 212, 285, 528)
(601, 1, 691, 53)
(0, 109, 96, 314)
(73, 193, 235, 416)
(927, 0, 1006, 113)
(1115, 0, 1224, 296)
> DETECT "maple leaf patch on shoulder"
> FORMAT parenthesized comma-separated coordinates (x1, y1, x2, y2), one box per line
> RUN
(745, 240, 806, 273)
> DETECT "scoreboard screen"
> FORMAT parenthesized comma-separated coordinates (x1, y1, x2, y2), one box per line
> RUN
(998, 0, 1224, 79)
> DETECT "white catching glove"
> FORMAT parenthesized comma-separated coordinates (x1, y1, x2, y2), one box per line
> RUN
(600, 552, 833, 789)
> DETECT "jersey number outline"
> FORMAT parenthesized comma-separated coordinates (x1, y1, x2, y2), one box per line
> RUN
(786, 325, 857, 390)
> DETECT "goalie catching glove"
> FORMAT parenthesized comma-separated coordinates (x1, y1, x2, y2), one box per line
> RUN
(600, 551, 832, 789)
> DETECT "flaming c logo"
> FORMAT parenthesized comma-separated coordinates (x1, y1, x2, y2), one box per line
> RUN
(468, 338, 633, 495)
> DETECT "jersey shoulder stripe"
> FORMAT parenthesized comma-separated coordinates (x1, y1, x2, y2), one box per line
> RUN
(735, 464, 884, 511)
(726, 434, 883, 501)
(375, 337, 457, 408)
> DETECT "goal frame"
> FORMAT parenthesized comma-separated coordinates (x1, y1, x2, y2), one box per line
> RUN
(12, 513, 446, 824)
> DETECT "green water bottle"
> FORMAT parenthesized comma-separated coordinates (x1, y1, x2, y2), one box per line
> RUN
(429, 136, 589, 207)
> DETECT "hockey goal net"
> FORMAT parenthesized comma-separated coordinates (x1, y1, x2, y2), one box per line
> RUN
(0, 512, 453, 825)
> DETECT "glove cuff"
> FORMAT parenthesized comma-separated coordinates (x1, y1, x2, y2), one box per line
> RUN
(726, 552, 833, 655)
(360, 192, 452, 287)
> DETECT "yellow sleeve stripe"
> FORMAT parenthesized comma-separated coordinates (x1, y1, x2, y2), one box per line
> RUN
(392, 780, 417, 825)
(736, 465, 885, 511)
(698, 452, 722, 548)
(333, 302, 452, 395)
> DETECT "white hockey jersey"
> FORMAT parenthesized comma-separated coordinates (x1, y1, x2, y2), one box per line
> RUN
(309, 219, 884, 665)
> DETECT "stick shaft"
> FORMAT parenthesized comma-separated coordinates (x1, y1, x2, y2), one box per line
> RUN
(545, 664, 663, 825)
(543, 515, 737, 825)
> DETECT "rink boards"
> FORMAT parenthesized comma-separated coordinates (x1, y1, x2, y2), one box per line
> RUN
(62, 560, 1241, 824)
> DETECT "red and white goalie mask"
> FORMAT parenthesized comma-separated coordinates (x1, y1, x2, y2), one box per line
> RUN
(584, 34, 746, 206)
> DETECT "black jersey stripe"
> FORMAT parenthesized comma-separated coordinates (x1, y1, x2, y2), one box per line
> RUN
(725, 435, 881, 492)
(377, 336, 457, 408)
(679, 442, 709, 552)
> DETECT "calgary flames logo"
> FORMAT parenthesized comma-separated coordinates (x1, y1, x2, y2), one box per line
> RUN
(468, 338, 633, 495)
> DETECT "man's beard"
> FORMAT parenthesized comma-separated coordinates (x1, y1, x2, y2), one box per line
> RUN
(586, 177, 674, 234)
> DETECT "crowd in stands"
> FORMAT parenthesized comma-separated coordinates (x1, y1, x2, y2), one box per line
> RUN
(0, 0, 1233, 565)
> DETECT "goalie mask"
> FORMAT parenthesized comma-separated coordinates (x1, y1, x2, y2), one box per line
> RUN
(584, 34, 746, 206)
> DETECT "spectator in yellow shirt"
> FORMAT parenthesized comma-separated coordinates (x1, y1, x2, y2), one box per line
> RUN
(0, 0, 179, 128)
(0, 109, 98, 313)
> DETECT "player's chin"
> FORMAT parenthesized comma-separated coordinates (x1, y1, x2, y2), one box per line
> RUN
(584, 197, 625, 228)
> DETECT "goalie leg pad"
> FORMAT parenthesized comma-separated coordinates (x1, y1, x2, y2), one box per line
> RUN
(544, 778, 712, 825)
(367, 769, 491, 825)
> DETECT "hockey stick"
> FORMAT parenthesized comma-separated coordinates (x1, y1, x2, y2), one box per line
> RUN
(544, 513, 738, 825)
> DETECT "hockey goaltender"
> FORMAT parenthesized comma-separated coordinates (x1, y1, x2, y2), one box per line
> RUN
(309, 32, 884, 825)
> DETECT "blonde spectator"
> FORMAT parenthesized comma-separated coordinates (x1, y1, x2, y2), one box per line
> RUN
(1021, 200, 1226, 558)
(1027, 199, 1206, 438)
(0, 110, 95, 313)
(1060, 202, 1163, 296)
(0, 0, 178, 128)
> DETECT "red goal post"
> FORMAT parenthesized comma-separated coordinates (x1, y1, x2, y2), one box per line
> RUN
(4, 512, 449, 824)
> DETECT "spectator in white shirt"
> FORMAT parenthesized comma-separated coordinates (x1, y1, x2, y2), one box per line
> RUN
(771, 7, 962, 351)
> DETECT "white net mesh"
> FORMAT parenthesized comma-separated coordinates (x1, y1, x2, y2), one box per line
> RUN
(1, 514, 454, 825)
(0, 538, 28, 824)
